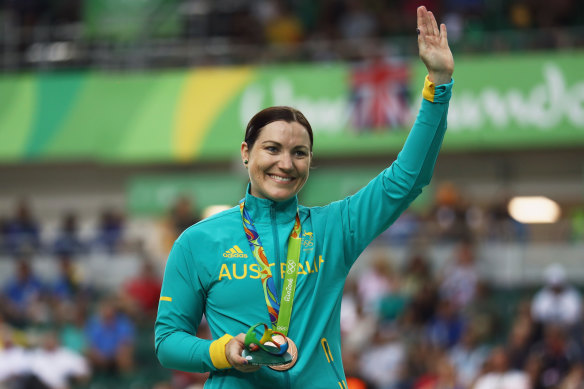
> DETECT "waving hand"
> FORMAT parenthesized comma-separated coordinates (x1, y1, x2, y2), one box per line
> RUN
(417, 6, 454, 85)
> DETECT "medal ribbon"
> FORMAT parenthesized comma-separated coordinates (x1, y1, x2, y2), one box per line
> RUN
(240, 202, 301, 336)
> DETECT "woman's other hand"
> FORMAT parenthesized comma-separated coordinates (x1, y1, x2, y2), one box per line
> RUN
(225, 333, 261, 373)
(417, 6, 454, 85)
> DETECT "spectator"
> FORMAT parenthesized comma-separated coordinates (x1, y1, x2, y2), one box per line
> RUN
(342, 295, 377, 353)
(558, 363, 584, 389)
(449, 324, 491, 388)
(1, 199, 41, 255)
(472, 346, 530, 389)
(413, 352, 463, 389)
(94, 208, 125, 254)
(169, 195, 200, 237)
(462, 281, 501, 344)
(426, 298, 465, 349)
(2, 259, 45, 326)
(357, 252, 399, 313)
(56, 302, 88, 356)
(264, 0, 304, 45)
(28, 329, 90, 389)
(85, 297, 135, 375)
(342, 348, 372, 389)
(119, 259, 162, 320)
(53, 212, 86, 256)
(341, 277, 357, 323)
(382, 211, 422, 246)
(401, 254, 433, 299)
(432, 182, 471, 242)
(162, 195, 201, 253)
(527, 325, 582, 389)
(506, 316, 536, 371)
(339, 0, 377, 41)
(0, 321, 28, 386)
(486, 195, 527, 242)
(439, 240, 479, 310)
(531, 263, 582, 328)
(52, 254, 90, 302)
(406, 279, 439, 327)
(358, 326, 406, 389)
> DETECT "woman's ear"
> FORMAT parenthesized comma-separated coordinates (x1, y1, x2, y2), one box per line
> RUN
(241, 142, 249, 166)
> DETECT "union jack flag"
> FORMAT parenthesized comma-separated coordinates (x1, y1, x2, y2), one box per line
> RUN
(349, 59, 411, 131)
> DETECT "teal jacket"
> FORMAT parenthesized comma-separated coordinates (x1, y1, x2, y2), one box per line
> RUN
(155, 77, 453, 388)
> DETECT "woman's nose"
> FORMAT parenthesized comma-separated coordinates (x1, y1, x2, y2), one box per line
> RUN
(278, 153, 294, 170)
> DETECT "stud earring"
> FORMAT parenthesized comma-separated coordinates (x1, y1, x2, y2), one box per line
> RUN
(244, 160, 248, 164)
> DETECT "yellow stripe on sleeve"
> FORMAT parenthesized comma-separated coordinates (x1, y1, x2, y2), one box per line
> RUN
(209, 334, 233, 369)
(160, 296, 172, 302)
(422, 75, 435, 102)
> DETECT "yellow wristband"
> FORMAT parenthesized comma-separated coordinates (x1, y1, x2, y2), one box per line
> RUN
(422, 75, 435, 103)
(209, 334, 233, 369)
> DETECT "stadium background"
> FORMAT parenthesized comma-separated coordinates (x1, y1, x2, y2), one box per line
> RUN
(0, 0, 583, 388)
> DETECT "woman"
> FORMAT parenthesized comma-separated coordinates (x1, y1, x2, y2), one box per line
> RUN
(155, 6, 454, 388)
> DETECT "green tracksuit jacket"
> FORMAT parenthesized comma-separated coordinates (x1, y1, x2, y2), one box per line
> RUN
(155, 77, 453, 388)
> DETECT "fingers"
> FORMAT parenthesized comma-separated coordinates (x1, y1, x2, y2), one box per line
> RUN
(429, 11, 440, 36)
(416, 6, 426, 36)
(225, 334, 261, 373)
(417, 6, 441, 37)
(440, 23, 448, 43)
(425, 10, 434, 37)
(225, 335, 246, 365)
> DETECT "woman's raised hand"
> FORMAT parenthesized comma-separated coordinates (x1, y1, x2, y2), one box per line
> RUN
(417, 6, 454, 85)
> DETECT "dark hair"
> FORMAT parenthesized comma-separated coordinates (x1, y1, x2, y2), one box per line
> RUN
(244, 106, 313, 151)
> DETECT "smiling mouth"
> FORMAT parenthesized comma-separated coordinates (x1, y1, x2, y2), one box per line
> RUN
(268, 174, 295, 183)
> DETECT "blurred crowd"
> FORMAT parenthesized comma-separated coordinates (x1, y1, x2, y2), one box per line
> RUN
(0, 254, 165, 389)
(2, 0, 582, 41)
(0, 0, 583, 70)
(340, 243, 584, 389)
(0, 200, 126, 258)
(5, 181, 580, 260)
(1, 229, 583, 388)
(0, 191, 582, 388)
(0, 197, 204, 388)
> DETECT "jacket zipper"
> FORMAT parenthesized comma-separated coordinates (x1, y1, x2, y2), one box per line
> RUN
(270, 204, 281, 275)
(321, 338, 348, 389)
(271, 204, 291, 388)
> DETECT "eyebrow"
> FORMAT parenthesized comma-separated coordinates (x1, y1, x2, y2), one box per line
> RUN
(261, 141, 309, 150)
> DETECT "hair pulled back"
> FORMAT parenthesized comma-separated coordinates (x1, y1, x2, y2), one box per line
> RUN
(244, 106, 313, 151)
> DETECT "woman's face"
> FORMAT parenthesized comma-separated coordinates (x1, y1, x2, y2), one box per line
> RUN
(241, 120, 312, 202)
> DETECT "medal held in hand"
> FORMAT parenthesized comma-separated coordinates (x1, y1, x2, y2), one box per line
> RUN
(242, 323, 298, 369)
(240, 202, 301, 371)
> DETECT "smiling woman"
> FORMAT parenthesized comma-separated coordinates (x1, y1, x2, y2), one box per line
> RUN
(155, 6, 455, 389)
(241, 112, 312, 202)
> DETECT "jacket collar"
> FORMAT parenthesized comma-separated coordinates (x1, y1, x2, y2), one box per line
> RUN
(242, 183, 298, 225)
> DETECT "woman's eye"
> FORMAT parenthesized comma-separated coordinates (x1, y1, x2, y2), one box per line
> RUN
(295, 150, 308, 157)
(266, 146, 278, 153)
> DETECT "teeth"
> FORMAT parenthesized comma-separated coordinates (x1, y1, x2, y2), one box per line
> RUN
(269, 174, 292, 182)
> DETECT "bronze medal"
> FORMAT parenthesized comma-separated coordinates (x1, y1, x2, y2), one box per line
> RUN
(269, 336, 298, 371)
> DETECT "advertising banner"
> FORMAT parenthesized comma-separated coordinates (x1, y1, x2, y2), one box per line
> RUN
(0, 52, 583, 162)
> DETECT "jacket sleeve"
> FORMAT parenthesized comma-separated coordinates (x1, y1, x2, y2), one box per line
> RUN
(155, 240, 232, 372)
(340, 76, 453, 265)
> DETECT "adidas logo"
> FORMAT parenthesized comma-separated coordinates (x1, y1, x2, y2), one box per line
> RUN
(223, 245, 248, 258)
